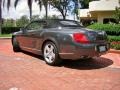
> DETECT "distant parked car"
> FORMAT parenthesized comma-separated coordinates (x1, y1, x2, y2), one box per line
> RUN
(12, 19, 110, 65)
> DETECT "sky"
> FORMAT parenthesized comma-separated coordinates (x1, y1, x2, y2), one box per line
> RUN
(2, 0, 75, 20)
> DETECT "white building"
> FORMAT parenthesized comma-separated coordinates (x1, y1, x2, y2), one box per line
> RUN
(79, 0, 120, 24)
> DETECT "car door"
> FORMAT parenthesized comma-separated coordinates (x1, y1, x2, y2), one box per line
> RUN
(18, 21, 47, 53)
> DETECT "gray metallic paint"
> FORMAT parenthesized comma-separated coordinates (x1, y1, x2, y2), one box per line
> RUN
(12, 19, 110, 60)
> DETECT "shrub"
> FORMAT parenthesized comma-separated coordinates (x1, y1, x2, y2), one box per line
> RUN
(1, 27, 21, 34)
(87, 23, 120, 36)
(108, 36, 120, 42)
(111, 43, 120, 50)
(108, 36, 120, 50)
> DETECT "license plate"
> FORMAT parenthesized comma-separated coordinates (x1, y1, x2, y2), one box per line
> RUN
(99, 46, 106, 52)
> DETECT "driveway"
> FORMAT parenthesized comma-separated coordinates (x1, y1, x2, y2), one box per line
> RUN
(0, 39, 120, 90)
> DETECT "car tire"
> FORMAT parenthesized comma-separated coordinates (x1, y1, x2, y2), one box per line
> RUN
(43, 42, 62, 66)
(12, 37, 21, 52)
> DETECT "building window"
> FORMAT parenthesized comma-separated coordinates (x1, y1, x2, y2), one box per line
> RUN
(103, 18, 117, 24)
(81, 19, 97, 26)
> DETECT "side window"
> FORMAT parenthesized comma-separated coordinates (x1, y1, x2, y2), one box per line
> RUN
(26, 21, 47, 31)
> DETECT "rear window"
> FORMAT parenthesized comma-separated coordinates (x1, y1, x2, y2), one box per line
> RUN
(47, 20, 81, 28)
(60, 21, 80, 27)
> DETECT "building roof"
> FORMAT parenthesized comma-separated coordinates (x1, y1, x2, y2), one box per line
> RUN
(89, 0, 119, 12)
(79, 0, 120, 18)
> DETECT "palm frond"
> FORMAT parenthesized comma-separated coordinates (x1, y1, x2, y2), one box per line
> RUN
(35, 0, 42, 11)
(3, 0, 5, 8)
(14, 0, 20, 8)
(7, 0, 11, 10)
(0, 0, 2, 5)
(0, 0, 2, 22)
(28, 0, 33, 20)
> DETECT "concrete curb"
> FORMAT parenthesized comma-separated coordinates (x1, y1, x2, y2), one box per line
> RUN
(108, 49, 120, 54)
(0, 37, 11, 39)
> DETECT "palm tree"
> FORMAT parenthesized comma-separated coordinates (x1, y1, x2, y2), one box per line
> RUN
(0, 0, 11, 34)
(42, 0, 49, 19)
(118, 0, 120, 7)
(15, 0, 50, 20)
(50, 0, 71, 20)
(14, 0, 33, 20)
(0, 0, 2, 34)
(35, 0, 49, 19)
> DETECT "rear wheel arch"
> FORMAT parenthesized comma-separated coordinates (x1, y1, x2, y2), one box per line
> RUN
(41, 38, 60, 54)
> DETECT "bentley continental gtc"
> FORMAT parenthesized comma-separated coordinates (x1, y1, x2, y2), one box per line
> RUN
(12, 19, 110, 65)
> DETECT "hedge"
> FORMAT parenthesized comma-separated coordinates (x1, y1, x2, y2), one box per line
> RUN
(87, 23, 120, 36)
(111, 43, 120, 50)
(108, 36, 120, 42)
(1, 27, 21, 34)
(87, 23, 120, 49)
(107, 36, 120, 50)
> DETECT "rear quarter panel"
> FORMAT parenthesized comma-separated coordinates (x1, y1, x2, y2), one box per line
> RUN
(42, 29, 75, 54)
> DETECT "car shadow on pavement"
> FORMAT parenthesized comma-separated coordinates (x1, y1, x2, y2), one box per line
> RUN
(21, 51, 113, 70)
(22, 51, 44, 60)
(62, 57, 113, 70)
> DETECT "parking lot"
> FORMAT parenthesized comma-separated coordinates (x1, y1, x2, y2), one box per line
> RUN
(0, 39, 120, 90)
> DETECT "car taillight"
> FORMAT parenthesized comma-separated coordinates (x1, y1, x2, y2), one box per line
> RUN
(73, 33, 89, 44)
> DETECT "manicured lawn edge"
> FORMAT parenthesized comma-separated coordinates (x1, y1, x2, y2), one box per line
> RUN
(0, 34, 12, 38)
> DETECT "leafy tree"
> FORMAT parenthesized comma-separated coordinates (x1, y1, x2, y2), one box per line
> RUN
(70, 0, 98, 21)
(79, 0, 98, 9)
(31, 15, 40, 21)
(16, 15, 29, 27)
(50, 0, 72, 20)
(2, 19, 16, 27)
(42, 15, 59, 19)
(71, 0, 80, 20)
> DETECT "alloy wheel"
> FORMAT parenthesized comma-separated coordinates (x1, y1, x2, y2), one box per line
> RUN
(44, 43, 56, 63)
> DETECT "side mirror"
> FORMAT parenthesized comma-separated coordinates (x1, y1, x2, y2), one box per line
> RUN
(20, 28, 27, 34)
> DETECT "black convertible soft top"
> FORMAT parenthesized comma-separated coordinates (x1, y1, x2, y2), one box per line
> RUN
(32, 19, 81, 28)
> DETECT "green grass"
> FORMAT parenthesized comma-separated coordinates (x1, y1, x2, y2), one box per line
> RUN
(0, 34, 12, 37)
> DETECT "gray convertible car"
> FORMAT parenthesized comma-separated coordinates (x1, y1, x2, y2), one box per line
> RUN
(12, 19, 110, 65)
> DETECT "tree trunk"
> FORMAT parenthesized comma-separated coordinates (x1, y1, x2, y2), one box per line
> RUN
(63, 15, 66, 20)
(0, 0, 2, 35)
(45, 2, 48, 19)
(118, 0, 120, 7)
(62, 13, 66, 20)
(30, 7, 32, 21)
(28, 0, 33, 21)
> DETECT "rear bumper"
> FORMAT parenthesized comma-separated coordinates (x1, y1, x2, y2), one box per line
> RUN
(59, 42, 110, 60)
